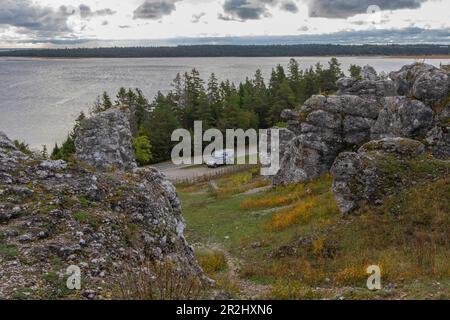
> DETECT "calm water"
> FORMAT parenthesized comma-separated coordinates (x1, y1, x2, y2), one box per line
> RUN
(1, 56, 449, 149)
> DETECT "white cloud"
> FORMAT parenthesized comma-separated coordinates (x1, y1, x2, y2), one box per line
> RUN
(0, 0, 449, 47)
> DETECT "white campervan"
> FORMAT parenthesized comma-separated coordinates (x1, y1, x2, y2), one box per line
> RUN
(205, 149, 235, 168)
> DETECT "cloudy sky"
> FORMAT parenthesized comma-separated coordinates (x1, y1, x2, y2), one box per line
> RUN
(0, 0, 449, 47)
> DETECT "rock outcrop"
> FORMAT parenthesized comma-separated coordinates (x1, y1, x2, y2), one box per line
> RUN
(0, 131, 202, 299)
(75, 107, 137, 171)
(337, 65, 396, 99)
(330, 138, 449, 214)
(280, 109, 301, 135)
(389, 63, 449, 108)
(371, 96, 434, 140)
(262, 126, 296, 160)
(274, 63, 450, 187)
(274, 95, 380, 185)
(425, 104, 450, 159)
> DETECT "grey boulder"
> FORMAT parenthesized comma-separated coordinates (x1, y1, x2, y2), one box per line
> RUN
(330, 137, 448, 215)
(75, 107, 137, 171)
(389, 63, 449, 108)
(371, 96, 434, 140)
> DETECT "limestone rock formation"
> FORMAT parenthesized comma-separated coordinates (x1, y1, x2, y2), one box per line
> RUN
(75, 107, 137, 171)
(280, 109, 301, 135)
(336, 66, 396, 99)
(273, 134, 337, 185)
(259, 127, 295, 178)
(371, 96, 434, 140)
(274, 63, 450, 185)
(425, 105, 450, 159)
(274, 128, 296, 160)
(0, 132, 202, 299)
(389, 63, 449, 108)
(273, 95, 380, 185)
(330, 138, 448, 214)
(360, 65, 378, 81)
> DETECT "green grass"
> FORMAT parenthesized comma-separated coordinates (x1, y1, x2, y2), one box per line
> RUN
(12, 288, 34, 300)
(195, 248, 228, 273)
(0, 244, 19, 260)
(73, 211, 100, 229)
(180, 166, 450, 299)
(181, 170, 338, 285)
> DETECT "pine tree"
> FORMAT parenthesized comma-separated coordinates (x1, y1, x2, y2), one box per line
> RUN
(287, 58, 302, 103)
(195, 93, 214, 129)
(207, 73, 222, 124)
(51, 143, 61, 160)
(349, 64, 362, 79)
(135, 88, 148, 129)
(267, 78, 295, 125)
(141, 94, 181, 163)
(115, 87, 128, 105)
(102, 92, 113, 110)
(41, 145, 48, 159)
(252, 69, 269, 128)
(267, 64, 296, 125)
(183, 68, 206, 130)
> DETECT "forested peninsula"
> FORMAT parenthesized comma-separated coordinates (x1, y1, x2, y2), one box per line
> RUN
(1, 44, 450, 58)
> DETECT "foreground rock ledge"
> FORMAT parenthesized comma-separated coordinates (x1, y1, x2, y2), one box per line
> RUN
(0, 131, 202, 299)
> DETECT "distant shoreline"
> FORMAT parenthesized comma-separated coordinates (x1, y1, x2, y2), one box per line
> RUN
(388, 55, 450, 59)
(1, 44, 449, 59)
(1, 55, 450, 61)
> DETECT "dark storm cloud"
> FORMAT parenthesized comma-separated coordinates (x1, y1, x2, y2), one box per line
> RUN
(191, 12, 206, 23)
(306, 0, 428, 19)
(166, 27, 450, 45)
(0, 0, 74, 36)
(220, 0, 299, 21)
(281, 1, 299, 13)
(78, 4, 116, 19)
(133, 0, 180, 20)
(221, 0, 267, 20)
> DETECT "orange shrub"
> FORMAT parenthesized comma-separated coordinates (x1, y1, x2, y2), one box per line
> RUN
(240, 194, 295, 209)
(333, 266, 368, 286)
(269, 198, 319, 230)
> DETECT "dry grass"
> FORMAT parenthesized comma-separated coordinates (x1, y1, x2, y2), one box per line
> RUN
(181, 163, 450, 299)
(240, 174, 332, 210)
(240, 194, 295, 209)
(239, 176, 450, 295)
(115, 260, 204, 300)
(174, 164, 256, 186)
(270, 279, 322, 300)
(196, 248, 227, 274)
(269, 198, 318, 230)
(268, 192, 339, 230)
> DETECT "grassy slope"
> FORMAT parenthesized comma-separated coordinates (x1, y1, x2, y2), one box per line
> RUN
(178, 166, 450, 300)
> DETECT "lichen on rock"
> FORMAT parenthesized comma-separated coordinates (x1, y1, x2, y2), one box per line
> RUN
(0, 130, 203, 299)
(330, 138, 449, 214)
(274, 63, 450, 186)
(273, 94, 380, 185)
(75, 107, 137, 171)
(389, 63, 449, 109)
